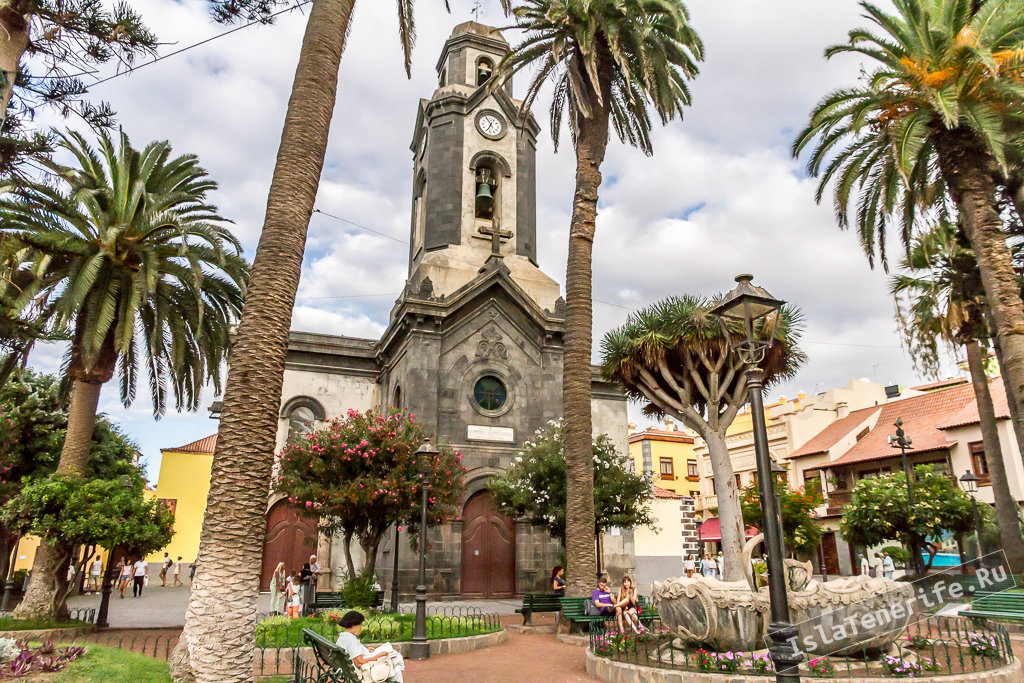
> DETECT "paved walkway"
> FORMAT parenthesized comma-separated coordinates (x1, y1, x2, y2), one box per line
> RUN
(66, 584, 522, 629)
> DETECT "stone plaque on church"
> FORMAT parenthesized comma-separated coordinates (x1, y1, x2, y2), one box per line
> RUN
(467, 425, 515, 442)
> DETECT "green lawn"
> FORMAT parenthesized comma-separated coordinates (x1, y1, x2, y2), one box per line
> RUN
(255, 612, 499, 649)
(53, 644, 172, 682)
(0, 616, 87, 631)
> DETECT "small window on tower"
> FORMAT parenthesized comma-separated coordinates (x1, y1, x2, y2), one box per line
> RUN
(477, 58, 494, 86)
(439, 68, 447, 87)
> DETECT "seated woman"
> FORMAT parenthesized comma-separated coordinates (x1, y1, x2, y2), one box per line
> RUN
(616, 576, 643, 634)
(335, 610, 405, 683)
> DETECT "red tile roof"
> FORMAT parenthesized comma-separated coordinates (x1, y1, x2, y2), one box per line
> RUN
(909, 377, 968, 392)
(628, 428, 694, 444)
(936, 376, 1010, 429)
(825, 384, 980, 468)
(165, 433, 217, 454)
(653, 486, 684, 499)
(789, 407, 881, 458)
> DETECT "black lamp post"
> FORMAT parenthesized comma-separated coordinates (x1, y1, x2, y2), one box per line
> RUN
(711, 274, 802, 683)
(888, 419, 919, 575)
(390, 524, 401, 613)
(408, 438, 438, 661)
(959, 470, 985, 567)
(1, 539, 20, 612)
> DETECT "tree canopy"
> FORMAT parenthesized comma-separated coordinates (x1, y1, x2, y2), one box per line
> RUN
(488, 421, 654, 543)
(274, 408, 466, 579)
(839, 465, 973, 573)
(741, 478, 824, 558)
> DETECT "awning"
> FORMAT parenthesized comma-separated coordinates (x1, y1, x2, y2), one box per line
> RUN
(695, 517, 759, 543)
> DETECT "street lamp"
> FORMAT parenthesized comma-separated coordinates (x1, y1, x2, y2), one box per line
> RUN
(408, 438, 438, 661)
(711, 274, 802, 683)
(959, 470, 985, 568)
(888, 419, 919, 575)
(1, 539, 21, 612)
(389, 524, 401, 613)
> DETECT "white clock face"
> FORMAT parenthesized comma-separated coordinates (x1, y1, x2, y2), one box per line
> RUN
(478, 114, 504, 137)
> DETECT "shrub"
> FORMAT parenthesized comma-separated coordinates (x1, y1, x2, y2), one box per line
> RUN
(695, 650, 741, 673)
(880, 545, 910, 567)
(0, 638, 18, 662)
(809, 657, 835, 677)
(747, 652, 772, 673)
(880, 655, 923, 677)
(905, 634, 931, 650)
(966, 632, 1000, 657)
(338, 570, 376, 608)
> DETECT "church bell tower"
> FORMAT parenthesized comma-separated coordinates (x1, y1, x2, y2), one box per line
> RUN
(405, 22, 560, 312)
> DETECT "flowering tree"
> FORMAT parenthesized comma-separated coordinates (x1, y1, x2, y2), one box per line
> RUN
(274, 408, 466, 579)
(741, 478, 824, 558)
(840, 465, 972, 576)
(489, 421, 654, 545)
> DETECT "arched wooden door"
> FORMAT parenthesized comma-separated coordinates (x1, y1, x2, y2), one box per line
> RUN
(460, 490, 515, 598)
(261, 500, 319, 590)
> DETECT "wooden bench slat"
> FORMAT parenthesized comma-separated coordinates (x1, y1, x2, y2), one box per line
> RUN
(301, 628, 361, 683)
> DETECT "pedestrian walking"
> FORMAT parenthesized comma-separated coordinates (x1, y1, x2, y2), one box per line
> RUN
(881, 552, 896, 580)
(159, 552, 172, 587)
(700, 553, 715, 578)
(117, 557, 132, 598)
(189, 560, 197, 585)
(683, 555, 696, 578)
(716, 552, 724, 579)
(132, 556, 148, 597)
(269, 561, 287, 614)
(172, 556, 183, 587)
(88, 555, 103, 594)
(859, 553, 870, 576)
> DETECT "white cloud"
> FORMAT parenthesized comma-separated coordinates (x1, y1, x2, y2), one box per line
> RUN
(24, 0, 956, 471)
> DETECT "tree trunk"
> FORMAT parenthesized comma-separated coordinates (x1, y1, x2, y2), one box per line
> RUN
(358, 532, 382, 580)
(343, 530, 356, 578)
(15, 375, 105, 620)
(562, 82, 610, 598)
(703, 431, 744, 581)
(0, 2, 29, 123)
(965, 338, 1024, 572)
(985, 307, 1024, 475)
(935, 129, 1024, 467)
(170, 1, 354, 680)
(12, 541, 72, 621)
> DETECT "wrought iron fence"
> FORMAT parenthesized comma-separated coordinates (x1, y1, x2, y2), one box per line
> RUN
(589, 614, 1013, 678)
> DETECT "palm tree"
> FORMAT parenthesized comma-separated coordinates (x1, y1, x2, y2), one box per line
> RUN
(793, 0, 1024, 435)
(492, 0, 702, 596)
(0, 129, 247, 620)
(891, 221, 1024, 572)
(171, 1, 511, 679)
(601, 296, 804, 580)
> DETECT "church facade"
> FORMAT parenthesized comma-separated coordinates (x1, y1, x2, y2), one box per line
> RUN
(268, 22, 631, 599)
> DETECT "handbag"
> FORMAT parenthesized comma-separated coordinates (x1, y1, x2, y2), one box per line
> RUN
(360, 655, 396, 683)
(584, 599, 598, 616)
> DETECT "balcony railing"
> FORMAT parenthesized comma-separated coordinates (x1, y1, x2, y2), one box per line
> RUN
(697, 494, 718, 510)
(826, 489, 851, 515)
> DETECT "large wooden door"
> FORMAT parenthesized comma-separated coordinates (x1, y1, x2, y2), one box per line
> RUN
(460, 491, 515, 598)
(261, 500, 319, 590)
(822, 531, 841, 576)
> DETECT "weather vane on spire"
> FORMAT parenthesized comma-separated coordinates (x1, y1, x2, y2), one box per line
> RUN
(471, 0, 482, 21)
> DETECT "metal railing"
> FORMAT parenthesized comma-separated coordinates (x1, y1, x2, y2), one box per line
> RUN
(589, 614, 1013, 678)
(0, 607, 96, 626)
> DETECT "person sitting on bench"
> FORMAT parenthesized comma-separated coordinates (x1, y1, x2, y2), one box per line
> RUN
(335, 610, 405, 682)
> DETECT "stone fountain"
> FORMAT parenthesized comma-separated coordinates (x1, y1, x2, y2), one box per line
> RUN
(652, 535, 915, 656)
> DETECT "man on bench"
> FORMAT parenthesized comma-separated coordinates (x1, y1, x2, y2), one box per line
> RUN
(591, 578, 618, 618)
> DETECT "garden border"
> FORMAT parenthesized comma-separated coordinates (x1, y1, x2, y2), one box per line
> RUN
(584, 648, 1022, 683)
(0, 625, 95, 641)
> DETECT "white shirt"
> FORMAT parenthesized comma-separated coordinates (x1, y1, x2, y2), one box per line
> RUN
(173, 561, 182, 574)
(133, 560, 148, 577)
(882, 556, 895, 573)
(163, 557, 172, 569)
(683, 558, 695, 570)
(336, 631, 371, 661)
(90, 560, 102, 575)
(860, 557, 870, 574)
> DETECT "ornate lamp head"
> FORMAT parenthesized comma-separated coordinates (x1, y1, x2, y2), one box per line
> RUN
(710, 274, 784, 364)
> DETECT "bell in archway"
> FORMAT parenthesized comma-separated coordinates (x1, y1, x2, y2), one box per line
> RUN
(475, 168, 495, 218)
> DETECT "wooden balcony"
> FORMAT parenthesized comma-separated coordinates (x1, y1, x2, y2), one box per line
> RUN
(825, 490, 851, 515)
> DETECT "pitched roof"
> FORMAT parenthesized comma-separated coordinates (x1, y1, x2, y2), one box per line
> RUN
(825, 384, 979, 468)
(789, 407, 881, 458)
(628, 428, 694, 445)
(653, 486, 684, 499)
(165, 433, 217, 454)
(936, 376, 1010, 429)
(909, 377, 968, 392)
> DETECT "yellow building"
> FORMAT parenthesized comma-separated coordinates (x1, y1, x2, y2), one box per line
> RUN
(144, 434, 216, 565)
(627, 417, 701, 497)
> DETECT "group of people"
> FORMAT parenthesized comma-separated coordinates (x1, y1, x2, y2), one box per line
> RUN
(859, 551, 897, 580)
(549, 566, 646, 634)
(268, 554, 322, 617)
(74, 552, 197, 599)
(682, 552, 725, 579)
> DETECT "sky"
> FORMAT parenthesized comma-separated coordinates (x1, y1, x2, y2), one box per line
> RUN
(25, 0, 957, 481)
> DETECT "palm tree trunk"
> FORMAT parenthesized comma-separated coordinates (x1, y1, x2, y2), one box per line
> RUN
(562, 91, 610, 598)
(170, 1, 354, 680)
(985, 307, 1024, 473)
(935, 131, 1024, 464)
(965, 339, 1024, 572)
(703, 431, 744, 581)
(0, 2, 29, 122)
(15, 375, 104, 620)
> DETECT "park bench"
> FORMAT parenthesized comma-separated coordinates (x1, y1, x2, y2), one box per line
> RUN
(559, 596, 660, 634)
(297, 628, 361, 683)
(960, 591, 1024, 623)
(314, 592, 345, 610)
(515, 593, 563, 625)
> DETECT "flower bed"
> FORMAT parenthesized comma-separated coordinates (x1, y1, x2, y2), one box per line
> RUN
(0, 638, 84, 678)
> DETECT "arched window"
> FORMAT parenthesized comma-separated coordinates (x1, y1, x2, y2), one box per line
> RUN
(474, 163, 497, 221)
(477, 57, 494, 86)
(280, 396, 326, 440)
(439, 68, 447, 87)
(393, 385, 402, 410)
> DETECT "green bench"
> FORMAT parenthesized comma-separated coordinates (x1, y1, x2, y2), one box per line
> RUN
(515, 593, 563, 625)
(559, 596, 660, 634)
(314, 592, 345, 610)
(298, 628, 361, 683)
(960, 591, 1024, 623)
